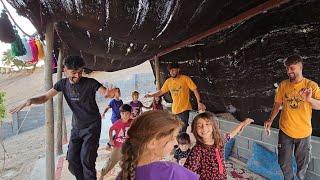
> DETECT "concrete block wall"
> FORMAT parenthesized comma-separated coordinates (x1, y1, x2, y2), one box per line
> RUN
(189, 111, 320, 179)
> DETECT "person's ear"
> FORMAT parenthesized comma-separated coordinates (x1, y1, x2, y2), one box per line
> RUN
(146, 138, 157, 150)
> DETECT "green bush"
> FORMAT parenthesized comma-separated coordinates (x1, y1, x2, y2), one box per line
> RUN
(0, 92, 6, 122)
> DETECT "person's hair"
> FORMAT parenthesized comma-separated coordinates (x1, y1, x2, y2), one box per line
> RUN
(191, 112, 224, 148)
(120, 104, 132, 113)
(177, 132, 191, 145)
(284, 55, 303, 67)
(120, 110, 183, 180)
(153, 96, 162, 104)
(64, 56, 85, 70)
(167, 62, 180, 70)
(115, 87, 121, 94)
(131, 91, 139, 98)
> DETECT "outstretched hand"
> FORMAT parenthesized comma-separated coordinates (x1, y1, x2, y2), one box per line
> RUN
(198, 102, 206, 112)
(144, 93, 152, 98)
(239, 118, 254, 133)
(104, 87, 116, 98)
(9, 99, 31, 114)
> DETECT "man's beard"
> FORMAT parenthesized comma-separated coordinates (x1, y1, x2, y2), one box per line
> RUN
(288, 73, 296, 81)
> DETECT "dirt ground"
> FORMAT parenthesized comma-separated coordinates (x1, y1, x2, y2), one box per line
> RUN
(0, 61, 153, 179)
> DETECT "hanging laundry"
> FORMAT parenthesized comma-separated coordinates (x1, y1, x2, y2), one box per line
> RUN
(11, 28, 26, 57)
(18, 37, 33, 62)
(28, 38, 39, 63)
(0, 10, 15, 43)
(35, 39, 45, 59)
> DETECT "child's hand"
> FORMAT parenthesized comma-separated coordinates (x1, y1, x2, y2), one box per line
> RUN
(243, 118, 254, 126)
(105, 145, 112, 151)
(239, 118, 254, 133)
(179, 158, 187, 165)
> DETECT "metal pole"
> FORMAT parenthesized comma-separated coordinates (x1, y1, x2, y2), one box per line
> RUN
(44, 22, 55, 180)
(56, 48, 64, 155)
(154, 56, 161, 90)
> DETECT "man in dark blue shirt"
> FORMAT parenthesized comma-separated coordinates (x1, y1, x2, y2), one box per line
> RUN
(10, 56, 115, 180)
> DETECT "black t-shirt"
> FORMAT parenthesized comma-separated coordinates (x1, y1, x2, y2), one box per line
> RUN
(174, 148, 191, 162)
(54, 77, 102, 129)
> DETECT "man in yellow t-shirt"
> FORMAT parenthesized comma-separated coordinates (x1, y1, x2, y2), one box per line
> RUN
(264, 55, 320, 180)
(146, 62, 206, 132)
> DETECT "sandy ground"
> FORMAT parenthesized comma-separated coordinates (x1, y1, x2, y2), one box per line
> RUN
(0, 61, 153, 179)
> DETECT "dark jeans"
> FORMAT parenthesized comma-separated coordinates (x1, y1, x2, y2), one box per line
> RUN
(278, 130, 311, 180)
(67, 121, 101, 180)
(177, 110, 190, 132)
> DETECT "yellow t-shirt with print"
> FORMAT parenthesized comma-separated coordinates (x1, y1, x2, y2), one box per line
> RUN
(275, 78, 320, 138)
(161, 75, 197, 114)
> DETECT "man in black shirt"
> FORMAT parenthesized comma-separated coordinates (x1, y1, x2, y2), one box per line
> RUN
(10, 56, 115, 180)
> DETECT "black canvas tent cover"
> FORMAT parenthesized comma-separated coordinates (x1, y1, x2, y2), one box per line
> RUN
(5, 0, 320, 134)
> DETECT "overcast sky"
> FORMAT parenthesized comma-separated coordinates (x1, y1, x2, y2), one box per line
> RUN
(0, 0, 36, 60)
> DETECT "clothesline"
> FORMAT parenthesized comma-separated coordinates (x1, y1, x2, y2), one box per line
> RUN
(0, 0, 32, 37)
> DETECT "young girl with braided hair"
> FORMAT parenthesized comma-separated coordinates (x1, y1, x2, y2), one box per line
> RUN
(117, 110, 199, 180)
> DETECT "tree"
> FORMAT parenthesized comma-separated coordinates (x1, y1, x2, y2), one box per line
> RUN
(1, 49, 30, 71)
(0, 92, 5, 122)
(0, 91, 7, 171)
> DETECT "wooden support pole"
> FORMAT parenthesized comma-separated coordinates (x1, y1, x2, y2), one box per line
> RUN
(62, 116, 68, 144)
(154, 56, 161, 90)
(56, 47, 64, 155)
(44, 22, 55, 180)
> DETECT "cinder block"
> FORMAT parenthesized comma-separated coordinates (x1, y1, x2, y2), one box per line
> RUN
(235, 136, 250, 149)
(305, 171, 320, 180)
(219, 120, 238, 132)
(237, 147, 251, 161)
(240, 125, 263, 141)
(249, 141, 277, 153)
(231, 147, 238, 159)
(311, 138, 320, 159)
(308, 158, 314, 171)
(12, 113, 19, 133)
(313, 158, 320, 175)
(261, 128, 279, 146)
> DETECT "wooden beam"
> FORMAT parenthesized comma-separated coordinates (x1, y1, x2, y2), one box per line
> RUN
(156, 0, 290, 57)
(56, 47, 64, 155)
(154, 56, 161, 90)
(44, 22, 55, 180)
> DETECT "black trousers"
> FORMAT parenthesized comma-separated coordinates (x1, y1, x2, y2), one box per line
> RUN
(177, 110, 190, 132)
(67, 121, 101, 180)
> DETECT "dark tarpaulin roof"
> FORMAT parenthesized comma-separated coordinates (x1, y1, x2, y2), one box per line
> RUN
(7, 0, 268, 71)
(158, 0, 320, 135)
(6, 0, 320, 135)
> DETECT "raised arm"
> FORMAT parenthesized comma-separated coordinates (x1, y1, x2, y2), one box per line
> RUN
(10, 88, 58, 114)
(108, 125, 115, 146)
(300, 87, 320, 110)
(97, 86, 115, 98)
(101, 106, 111, 118)
(229, 118, 254, 138)
(145, 90, 165, 98)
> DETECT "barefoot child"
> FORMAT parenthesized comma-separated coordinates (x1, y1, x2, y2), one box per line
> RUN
(100, 104, 132, 180)
(174, 132, 191, 165)
(117, 110, 199, 180)
(101, 88, 123, 124)
(184, 112, 254, 180)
